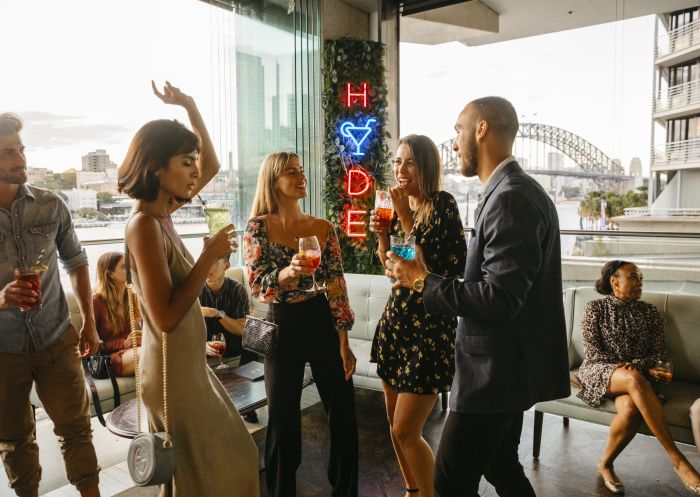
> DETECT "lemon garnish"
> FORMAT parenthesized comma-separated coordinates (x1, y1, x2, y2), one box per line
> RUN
(31, 265, 49, 272)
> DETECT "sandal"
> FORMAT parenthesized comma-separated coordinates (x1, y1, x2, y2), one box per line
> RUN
(674, 467, 700, 495)
(598, 468, 624, 494)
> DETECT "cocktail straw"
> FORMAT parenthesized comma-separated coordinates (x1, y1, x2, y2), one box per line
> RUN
(35, 249, 45, 267)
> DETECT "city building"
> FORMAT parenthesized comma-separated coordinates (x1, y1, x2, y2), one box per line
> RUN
(26, 167, 53, 184)
(81, 149, 115, 172)
(650, 6, 700, 211)
(547, 151, 563, 171)
(60, 188, 97, 211)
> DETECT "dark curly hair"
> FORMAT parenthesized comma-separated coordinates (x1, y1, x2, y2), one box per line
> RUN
(595, 260, 633, 295)
(118, 119, 200, 201)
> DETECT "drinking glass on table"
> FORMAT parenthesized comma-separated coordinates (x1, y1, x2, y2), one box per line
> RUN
(298, 235, 326, 294)
(14, 266, 45, 311)
(653, 359, 673, 403)
(374, 190, 394, 231)
(210, 333, 227, 369)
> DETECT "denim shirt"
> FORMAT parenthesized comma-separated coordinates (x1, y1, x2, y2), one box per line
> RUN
(0, 184, 88, 353)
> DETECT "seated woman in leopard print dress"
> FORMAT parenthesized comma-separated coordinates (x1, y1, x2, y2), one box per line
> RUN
(577, 260, 700, 495)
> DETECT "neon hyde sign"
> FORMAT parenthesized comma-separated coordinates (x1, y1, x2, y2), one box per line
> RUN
(339, 118, 376, 157)
(339, 82, 377, 238)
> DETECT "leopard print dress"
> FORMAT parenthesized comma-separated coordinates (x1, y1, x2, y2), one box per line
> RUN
(577, 295, 667, 407)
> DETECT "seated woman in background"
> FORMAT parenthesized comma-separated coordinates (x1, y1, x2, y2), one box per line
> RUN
(577, 260, 700, 495)
(93, 251, 141, 377)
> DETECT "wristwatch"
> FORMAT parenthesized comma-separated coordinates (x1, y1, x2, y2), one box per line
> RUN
(217, 310, 226, 319)
(413, 271, 429, 292)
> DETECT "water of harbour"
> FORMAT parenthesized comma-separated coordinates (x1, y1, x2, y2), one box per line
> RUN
(62, 202, 581, 289)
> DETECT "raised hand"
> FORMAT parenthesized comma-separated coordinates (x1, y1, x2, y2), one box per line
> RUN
(151, 80, 194, 109)
(203, 225, 236, 261)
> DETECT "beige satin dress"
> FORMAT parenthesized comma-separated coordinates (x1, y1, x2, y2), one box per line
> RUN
(131, 220, 259, 497)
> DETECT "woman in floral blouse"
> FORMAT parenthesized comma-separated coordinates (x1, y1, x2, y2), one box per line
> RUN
(578, 260, 700, 495)
(369, 135, 466, 497)
(243, 151, 358, 497)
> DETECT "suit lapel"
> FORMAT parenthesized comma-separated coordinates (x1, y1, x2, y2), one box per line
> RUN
(473, 161, 521, 227)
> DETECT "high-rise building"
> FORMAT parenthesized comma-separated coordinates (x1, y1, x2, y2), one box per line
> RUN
(651, 7, 700, 209)
(547, 152, 563, 171)
(629, 157, 643, 177)
(81, 149, 115, 172)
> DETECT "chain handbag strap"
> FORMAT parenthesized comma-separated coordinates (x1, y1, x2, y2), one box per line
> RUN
(125, 240, 172, 448)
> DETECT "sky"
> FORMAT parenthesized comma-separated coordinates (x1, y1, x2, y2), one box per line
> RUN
(399, 15, 656, 174)
(0, 0, 656, 175)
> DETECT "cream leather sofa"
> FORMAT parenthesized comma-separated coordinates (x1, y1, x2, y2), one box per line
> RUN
(34, 268, 443, 418)
(532, 287, 700, 457)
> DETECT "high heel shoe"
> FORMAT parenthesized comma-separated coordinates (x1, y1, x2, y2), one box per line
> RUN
(598, 469, 624, 494)
(674, 467, 700, 495)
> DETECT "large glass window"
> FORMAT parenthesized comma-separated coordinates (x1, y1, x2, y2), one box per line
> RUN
(0, 0, 321, 284)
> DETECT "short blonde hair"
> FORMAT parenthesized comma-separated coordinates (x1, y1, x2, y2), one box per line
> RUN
(249, 152, 299, 218)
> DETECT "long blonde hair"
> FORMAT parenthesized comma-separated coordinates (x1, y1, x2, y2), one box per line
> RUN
(249, 151, 300, 218)
(398, 134, 442, 228)
(95, 252, 139, 333)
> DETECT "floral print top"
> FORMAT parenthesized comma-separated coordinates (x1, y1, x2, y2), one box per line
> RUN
(577, 296, 667, 407)
(243, 217, 355, 334)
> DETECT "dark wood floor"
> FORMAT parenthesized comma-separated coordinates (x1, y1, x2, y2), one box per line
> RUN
(263, 387, 700, 497)
(115, 387, 700, 496)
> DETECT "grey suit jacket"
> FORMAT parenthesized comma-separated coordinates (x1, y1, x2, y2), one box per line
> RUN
(423, 161, 570, 413)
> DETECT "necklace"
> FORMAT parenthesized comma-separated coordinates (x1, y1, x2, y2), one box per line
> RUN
(204, 281, 224, 310)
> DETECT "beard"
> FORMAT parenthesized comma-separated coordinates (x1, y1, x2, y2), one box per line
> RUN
(459, 138, 478, 178)
(0, 167, 28, 185)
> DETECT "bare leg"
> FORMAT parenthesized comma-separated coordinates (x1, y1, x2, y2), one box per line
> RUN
(382, 381, 417, 496)
(609, 368, 700, 486)
(392, 392, 438, 497)
(598, 394, 642, 484)
(691, 399, 700, 458)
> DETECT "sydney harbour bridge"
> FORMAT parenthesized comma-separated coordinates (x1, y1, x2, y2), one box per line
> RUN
(439, 123, 632, 188)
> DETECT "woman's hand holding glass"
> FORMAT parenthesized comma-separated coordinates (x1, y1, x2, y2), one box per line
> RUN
(649, 360, 673, 382)
(203, 224, 237, 261)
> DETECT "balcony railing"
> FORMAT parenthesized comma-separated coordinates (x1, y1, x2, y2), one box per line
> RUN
(654, 79, 700, 114)
(623, 207, 700, 217)
(656, 18, 700, 59)
(651, 137, 700, 167)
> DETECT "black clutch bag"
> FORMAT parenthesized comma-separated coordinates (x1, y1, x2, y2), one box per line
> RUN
(242, 315, 279, 360)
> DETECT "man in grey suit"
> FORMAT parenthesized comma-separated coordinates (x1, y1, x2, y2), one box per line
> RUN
(387, 96, 570, 496)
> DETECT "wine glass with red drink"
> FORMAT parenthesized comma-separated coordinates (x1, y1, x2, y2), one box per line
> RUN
(210, 333, 227, 369)
(298, 236, 326, 294)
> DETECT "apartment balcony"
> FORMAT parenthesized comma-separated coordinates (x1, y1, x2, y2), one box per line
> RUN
(655, 18, 700, 67)
(653, 79, 700, 120)
(651, 138, 700, 172)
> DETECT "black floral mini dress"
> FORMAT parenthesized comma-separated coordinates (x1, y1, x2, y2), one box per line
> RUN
(370, 191, 467, 394)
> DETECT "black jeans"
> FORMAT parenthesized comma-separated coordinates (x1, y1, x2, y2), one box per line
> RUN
(264, 295, 358, 497)
(434, 411, 536, 497)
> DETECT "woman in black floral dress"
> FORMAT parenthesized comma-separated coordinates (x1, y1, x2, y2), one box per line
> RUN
(369, 135, 466, 497)
(578, 260, 700, 495)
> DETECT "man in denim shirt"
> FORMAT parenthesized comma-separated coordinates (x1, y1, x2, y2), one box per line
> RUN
(0, 113, 101, 497)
